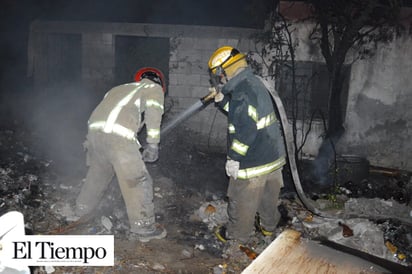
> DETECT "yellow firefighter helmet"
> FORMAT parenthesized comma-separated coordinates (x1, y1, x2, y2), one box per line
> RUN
(208, 46, 246, 75)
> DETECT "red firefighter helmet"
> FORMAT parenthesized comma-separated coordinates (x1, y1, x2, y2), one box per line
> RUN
(134, 67, 166, 93)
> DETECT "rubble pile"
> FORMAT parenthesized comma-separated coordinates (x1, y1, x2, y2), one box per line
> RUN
(0, 129, 61, 234)
(1, 124, 412, 272)
(291, 165, 412, 268)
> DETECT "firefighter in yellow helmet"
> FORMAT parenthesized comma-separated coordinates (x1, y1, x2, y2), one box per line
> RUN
(75, 67, 167, 242)
(208, 46, 286, 256)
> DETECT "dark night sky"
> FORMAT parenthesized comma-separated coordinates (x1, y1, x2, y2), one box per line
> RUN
(2, 0, 408, 89)
(1, 0, 275, 28)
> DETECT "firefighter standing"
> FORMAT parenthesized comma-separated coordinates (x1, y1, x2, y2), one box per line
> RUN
(207, 46, 286, 253)
(75, 67, 167, 242)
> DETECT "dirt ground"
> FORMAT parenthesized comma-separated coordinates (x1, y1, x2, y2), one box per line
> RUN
(1, 104, 412, 273)
(0, 121, 240, 273)
(0, 87, 265, 273)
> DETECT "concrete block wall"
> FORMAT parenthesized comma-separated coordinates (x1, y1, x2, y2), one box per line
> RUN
(82, 33, 115, 94)
(285, 22, 412, 170)
(167, 37, 249, 152)
(28, 21, 258, 152)
(339, 34, 412, 171)
(28, 20, 412, 170)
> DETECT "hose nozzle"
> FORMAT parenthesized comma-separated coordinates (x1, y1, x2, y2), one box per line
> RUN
(200, 88, 218, 104)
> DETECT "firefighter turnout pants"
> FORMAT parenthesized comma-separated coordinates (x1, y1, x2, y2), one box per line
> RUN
(226, 168, 284, 243)
(75, 131, 155, 233)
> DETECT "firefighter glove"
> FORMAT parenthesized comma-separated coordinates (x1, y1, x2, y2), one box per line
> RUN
(214, 91, 224, 103)
(225, 159, 240, 179)
(209, 88, 225, 103)
(142, 143, 159, 163)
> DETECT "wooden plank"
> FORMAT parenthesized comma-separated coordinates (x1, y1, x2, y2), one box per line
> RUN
(242, 229, 391, 274)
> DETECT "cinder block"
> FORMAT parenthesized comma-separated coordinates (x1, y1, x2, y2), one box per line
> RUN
(169, 51, 178, 62)
(101, 34, 113, 45)
(201, 49, 215, 63)
(189, 63, 207, 75)
(190, 85, 209, 98)
(193, 38, 220, 50)
(176, 48, 203, 63)
(168, 85, 193, 98)
(176, 74, 201, 86)
(177, 38, 196, 50)
(200, 74, 211, 86)
(170, 62, 193, 74)
(168, 74, 178, 85)
(217, 38, 239, 47)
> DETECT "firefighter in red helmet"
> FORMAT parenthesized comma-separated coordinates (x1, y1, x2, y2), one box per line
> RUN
(75, 67, 167, 242)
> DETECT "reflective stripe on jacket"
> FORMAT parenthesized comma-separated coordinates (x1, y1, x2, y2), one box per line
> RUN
(87, 78, 164, 144)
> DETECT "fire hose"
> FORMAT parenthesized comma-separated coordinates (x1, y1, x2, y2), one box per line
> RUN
(161, 81, 412, 225)
(158, 79, 412, 267)
(256, 77, 333, 218)
(212, 83, 324, 217)
(257, 77, 412, 226)
(160, 83, 329, 217)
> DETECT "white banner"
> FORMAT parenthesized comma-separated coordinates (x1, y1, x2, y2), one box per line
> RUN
(0, 235, 114, 267)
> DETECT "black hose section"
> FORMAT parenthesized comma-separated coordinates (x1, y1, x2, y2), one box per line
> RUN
(316, 237, 412, 273)
(258, 77, 335, 219)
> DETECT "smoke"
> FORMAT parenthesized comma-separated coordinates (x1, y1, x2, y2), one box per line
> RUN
(0, 80, 95, 180)
(25, 82, 97, 177)
(0, 2, 97, 178)
(0, 0, 274, 177)
(310, 131, 344, 186)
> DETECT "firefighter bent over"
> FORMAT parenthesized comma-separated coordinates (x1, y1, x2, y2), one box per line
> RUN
(207, 47, 287, 256)
(75, 67, 167, 242)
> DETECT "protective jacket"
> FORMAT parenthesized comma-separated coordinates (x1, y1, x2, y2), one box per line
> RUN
(217, 68, 286, 179)
(76, 78, 164, 232)
(88, 78, 164, 145)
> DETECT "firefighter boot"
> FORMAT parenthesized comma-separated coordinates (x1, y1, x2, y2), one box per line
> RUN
(214, 225, 228, 243)
(254, 214, 274, 237)
(131, 223, 167, 242)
